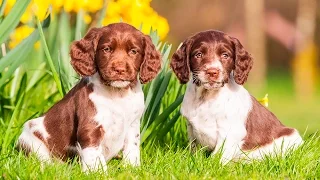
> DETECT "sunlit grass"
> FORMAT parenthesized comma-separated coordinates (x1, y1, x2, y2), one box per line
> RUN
(1, 134, 319, 179)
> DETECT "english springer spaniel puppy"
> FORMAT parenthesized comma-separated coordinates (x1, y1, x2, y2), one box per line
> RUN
(170, 30, 303, 163)
(17, 23, 161, 172)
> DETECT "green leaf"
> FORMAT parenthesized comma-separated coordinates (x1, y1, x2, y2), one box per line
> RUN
(75, 9, 84, 40)
(0, 31, 39, 87)
(97, 1, 108, 27)
(14, 73, 27, 105)
(1, 92, 24, 154)
(0, 0, 31, 44)
(36, 16, 63, 96)
(141, 95, 184, 144)
(58, 11, 77, 89)
(0, 0, 8, 18)
(141, 72, 172, 136)
(0, 14, 50, 87)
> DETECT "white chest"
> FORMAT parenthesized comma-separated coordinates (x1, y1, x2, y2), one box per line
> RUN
(89, 79, 144, 158)
(181, 81, 251, 150)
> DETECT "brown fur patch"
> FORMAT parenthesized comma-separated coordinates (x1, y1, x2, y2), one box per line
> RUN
(43, 78, 103, 160)
(33, 131, 46, 143)
(241, 96, 295, 151)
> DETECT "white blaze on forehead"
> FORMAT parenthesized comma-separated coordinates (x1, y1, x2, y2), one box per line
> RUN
(205, 60, 223, 70)
(110, 81, 130, 88)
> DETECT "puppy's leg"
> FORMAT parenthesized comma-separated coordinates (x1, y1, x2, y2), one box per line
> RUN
(187, 122, 198, 153)
(123, 118, 140, 166)
(77, 144, 107, 172)
(212, 125, 246, 164)
(77, 125, 106, 172)
(17, 117, 51, 162)
(212, 138, 241, 164)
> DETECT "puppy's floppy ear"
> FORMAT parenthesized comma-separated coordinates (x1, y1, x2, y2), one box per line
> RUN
(170, 38, 193, 84)
(70, 27, 102, 77)
(139, 35, 161, 84)
(231, 37, 253, 85)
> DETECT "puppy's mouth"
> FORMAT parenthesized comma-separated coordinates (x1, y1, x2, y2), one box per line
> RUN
(107, 80, 131, 88)
(192, 73, 225, 89)
(202, 81, 225, 89)
(100, 77, 132, 88)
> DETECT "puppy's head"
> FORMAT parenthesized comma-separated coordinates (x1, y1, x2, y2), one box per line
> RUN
(170, 30, 253, 90)
(70, 23, 161, 88)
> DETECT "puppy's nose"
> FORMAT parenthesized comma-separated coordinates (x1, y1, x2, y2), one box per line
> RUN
(113, 66, 126, 74)
(206, 68, 220, 78)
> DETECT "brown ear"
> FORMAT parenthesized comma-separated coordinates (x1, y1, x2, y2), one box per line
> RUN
(70, 27, 101, 77)
(231, 37, 253, 85)
(170, 38, 193, 84)
(139, 35, 162, 84)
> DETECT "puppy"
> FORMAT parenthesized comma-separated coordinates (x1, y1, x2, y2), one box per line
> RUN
(170, 30, 303, 163)
(17, 23, 161, 172)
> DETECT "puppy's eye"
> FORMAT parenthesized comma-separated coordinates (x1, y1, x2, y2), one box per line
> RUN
(195, 52, 203, 59)
(103, 47, 112, 53)
(129, 49, 138, 55)
(221, 53, 229, 59)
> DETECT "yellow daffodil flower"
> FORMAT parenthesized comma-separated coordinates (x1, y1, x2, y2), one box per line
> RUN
(258, 94, 269, 107)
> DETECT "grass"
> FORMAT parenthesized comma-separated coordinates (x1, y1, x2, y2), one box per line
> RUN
(1, 134, 320, 179)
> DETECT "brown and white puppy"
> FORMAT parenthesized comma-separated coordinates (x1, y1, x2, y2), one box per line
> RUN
(170, 30, 303, 163)
(17, 23, 161, 172)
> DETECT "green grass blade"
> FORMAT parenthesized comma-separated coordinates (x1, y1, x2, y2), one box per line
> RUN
(0, 0, 31, 43)
(59, 11, 77, 88)
(161, 44, 172, 72)
(1, 92, 24, 154)
(36, 16, 63, 96)
(58, 54, 68, 95)
(141, 72, 172, 136)
(97, 1, 108, 27)
(26, 63, 46, 91)
(0, 31, 39, 74)
(0, 43, 37, 87)
(156, 112, 181, 139)
(9, 67, 21, 99)
(0, 0, 7, 18)
(143, 74, 163, 114)
(0, 15, 50, 86)
(14, 73, 27, 105)
(141, 95, 184, 144)
(144, 112, 181, 148)
(75, 9, 84, 40)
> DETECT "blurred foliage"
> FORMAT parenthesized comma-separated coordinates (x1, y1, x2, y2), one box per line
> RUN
(1, 0, 169, 49)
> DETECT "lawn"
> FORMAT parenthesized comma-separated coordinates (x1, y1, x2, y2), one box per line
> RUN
(1, 134, 320, 179)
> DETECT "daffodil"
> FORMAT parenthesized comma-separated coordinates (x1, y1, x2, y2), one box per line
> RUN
(103, 0, 169, 39)
(8, 25, 35, 49)
(258, 94, 269, 107)
(5, 0, 170, 48)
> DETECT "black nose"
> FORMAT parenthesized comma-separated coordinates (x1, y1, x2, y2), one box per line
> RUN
(206, 68, 220, 78)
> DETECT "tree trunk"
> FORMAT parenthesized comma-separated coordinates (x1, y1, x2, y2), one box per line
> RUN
(293, 0, 317, 101)
(244, 0, 266, 94)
